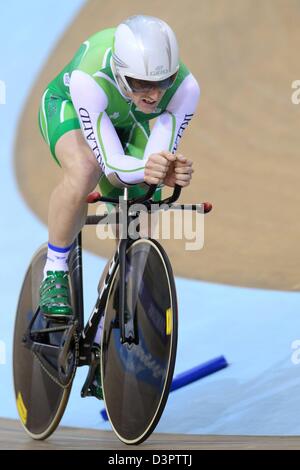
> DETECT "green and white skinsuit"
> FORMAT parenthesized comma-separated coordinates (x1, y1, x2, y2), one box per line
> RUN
(38, 27, 201, 200)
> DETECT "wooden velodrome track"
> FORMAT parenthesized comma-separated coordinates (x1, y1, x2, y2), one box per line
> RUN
(7, 0, 300, 450)
(1, 419, 300, 450)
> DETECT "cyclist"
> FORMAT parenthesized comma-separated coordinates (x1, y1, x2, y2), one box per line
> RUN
(38, 15, 200, 395)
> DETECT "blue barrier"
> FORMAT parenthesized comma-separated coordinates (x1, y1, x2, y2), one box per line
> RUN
(100, 355, 228, 422)
(170, 355, 228, 391)
(100, 408, 109, 421)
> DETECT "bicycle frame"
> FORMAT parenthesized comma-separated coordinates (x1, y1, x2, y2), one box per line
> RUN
(22, 186, 158, 372)
(23, 184, 212, 383)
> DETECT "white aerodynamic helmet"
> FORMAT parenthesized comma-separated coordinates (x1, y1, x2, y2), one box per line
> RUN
(112, 15, 179, 94)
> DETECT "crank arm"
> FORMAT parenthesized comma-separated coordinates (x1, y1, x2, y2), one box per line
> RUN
(58, 321, 78, 375)
(81, 347, 100, 398)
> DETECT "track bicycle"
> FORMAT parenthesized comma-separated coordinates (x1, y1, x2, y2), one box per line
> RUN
(13, 184, 212, 445)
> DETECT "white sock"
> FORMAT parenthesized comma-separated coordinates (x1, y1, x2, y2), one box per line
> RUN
(43, 242, 73, 279)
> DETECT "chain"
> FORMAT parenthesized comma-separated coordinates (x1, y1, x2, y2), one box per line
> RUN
(33, 326, 80, 390)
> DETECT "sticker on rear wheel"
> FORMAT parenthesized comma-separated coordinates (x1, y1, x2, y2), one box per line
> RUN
(16, 392, 27, 425)
(166, 308, 172, 335)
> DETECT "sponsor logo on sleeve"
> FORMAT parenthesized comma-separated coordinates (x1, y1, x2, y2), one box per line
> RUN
(173, 113, 193, 152)
(79, 108, 104, 171)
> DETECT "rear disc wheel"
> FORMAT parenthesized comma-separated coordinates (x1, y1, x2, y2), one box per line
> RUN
(13, 244, 76, 440)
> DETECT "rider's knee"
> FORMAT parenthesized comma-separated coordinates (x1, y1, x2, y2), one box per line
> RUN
(55, 131, 101, 196)
(63, 149, 101, 196)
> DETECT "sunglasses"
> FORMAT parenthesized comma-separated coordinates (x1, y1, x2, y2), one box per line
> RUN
(126, 72, 178, 93)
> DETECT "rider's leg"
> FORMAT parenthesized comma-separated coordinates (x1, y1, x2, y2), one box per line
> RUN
(40, 130, 101, 318)
(49, 129, 100, 242)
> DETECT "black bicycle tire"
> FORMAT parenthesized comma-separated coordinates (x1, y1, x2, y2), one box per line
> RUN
(101, 238, 178, 445)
